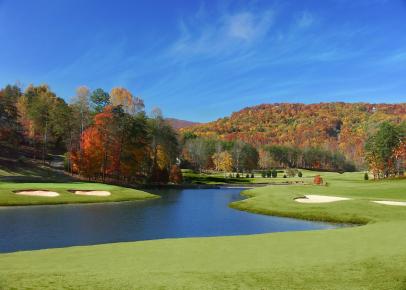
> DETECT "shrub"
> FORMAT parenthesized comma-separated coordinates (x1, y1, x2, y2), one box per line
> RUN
(286, 168, 298, 178)
(283, 174, 287, 178)
(364, 172, 369, 180)
(17, 156, 27, 163)
(298, 171, 303, 177)
(313, 175, 323, 185)
(236, 173, 240, 178)
(245, 174, 250, 178)
(271, 169, 278, 178)
(261, 172, 266, 178)
(251, 173, 254, 178)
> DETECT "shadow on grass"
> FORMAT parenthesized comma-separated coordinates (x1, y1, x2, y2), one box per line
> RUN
(0, 159, 75, 183)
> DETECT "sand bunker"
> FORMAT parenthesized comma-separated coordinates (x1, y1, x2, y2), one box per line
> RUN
(14, 190, 59, 197)
(372, 200, 406, 206)
(295, 194, 351, 203)
(71, 190, 111, 196)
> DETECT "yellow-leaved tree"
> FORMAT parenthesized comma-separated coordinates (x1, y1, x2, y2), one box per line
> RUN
(110, 87, 144, 115)
(212, 151, 233, 176)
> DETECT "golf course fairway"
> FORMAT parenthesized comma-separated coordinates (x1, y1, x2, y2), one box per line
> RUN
(1, 171, 406, 289)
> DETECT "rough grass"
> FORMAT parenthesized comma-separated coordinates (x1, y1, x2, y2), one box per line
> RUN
(1, 171, 406, 289)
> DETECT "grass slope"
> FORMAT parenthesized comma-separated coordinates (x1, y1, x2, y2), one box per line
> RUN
(0, 181, 157, 206)
(0, 159, 157, 206)
(1, 172, 406, 289)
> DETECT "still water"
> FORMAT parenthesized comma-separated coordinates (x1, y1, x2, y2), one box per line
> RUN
(0, 187, 337, 252)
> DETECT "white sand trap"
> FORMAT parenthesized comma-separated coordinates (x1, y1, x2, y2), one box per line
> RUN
(73, 190, 111, 196)
(15, 190, 59, 197)
(295, 194, 351, 203)
(372, 200, 406, 206)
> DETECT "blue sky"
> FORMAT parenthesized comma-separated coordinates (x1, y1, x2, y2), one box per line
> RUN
(1, 0, 406, 122)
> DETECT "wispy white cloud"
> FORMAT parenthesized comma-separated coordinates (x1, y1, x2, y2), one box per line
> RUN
(381, 50, 406, 64)
(226, 11, 274, 41)
(296, 11, 315, 28)
(169, 7, 274, 58)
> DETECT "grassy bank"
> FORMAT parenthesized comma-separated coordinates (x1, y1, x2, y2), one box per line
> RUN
(0, 159, 157, 206)
(230, 172, 406, 224)
(0, 181, 158, 206)
(0, 172, 406, 289)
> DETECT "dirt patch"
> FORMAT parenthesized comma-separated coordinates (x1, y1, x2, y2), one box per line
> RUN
(14, 190, 59, 197)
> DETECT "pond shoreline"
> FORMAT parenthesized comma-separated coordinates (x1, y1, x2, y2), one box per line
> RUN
(136, 183, 267, 189)
(0, 187, 339, 253)
(0, 182, 303, 207)
(135, 181, 309, 190)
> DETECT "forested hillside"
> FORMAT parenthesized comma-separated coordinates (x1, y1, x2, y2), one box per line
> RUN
(1, 83, 405, 178)
(181, 103, 406, 165)
(166, 118, 199, 130)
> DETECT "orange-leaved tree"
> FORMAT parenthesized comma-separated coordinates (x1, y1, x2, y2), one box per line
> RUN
(169, 165, 183, 184)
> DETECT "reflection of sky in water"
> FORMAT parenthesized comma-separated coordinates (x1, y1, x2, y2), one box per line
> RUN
(0, 188, 338, 252)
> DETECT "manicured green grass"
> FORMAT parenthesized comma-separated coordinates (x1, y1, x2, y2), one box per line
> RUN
(231, 172, 406, 224)
(1, 171, 406, 289)
(0, 181, 158, 206)
(0, 160, 158, 206)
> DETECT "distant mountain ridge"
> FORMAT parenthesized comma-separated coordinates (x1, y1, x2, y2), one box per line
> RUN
(166, 118, 200, 130)
(180, 102, 406, 165)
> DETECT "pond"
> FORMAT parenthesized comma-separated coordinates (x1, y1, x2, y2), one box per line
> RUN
(0, 187, 338, 252)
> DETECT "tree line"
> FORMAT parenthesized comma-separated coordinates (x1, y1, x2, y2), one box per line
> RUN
(262, 145, 356, 172)
(180, 134, 356, 173)
(0, 84, 180, 184)
(181, 137, 259, 174)
(1, 83, 405, 183)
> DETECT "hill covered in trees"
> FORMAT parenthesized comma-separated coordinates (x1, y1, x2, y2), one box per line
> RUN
(1, 82, 404, 180)
(166, 118, 199, 130)
(181, 103, 406, 166)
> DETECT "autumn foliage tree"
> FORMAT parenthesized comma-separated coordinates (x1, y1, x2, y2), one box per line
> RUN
(72, 105, 153, 182)
(110, 87, 145, 115)
(169, 165, 183, 184)
(313, 175, 323, 185)
(148, 108, 179, 183)
(365, 122, 406, 179)
(212, 151, 233, 174)
(258, 148, 273, 170)
(0, 85, 22, 146)
(70, 92, 179, 184)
